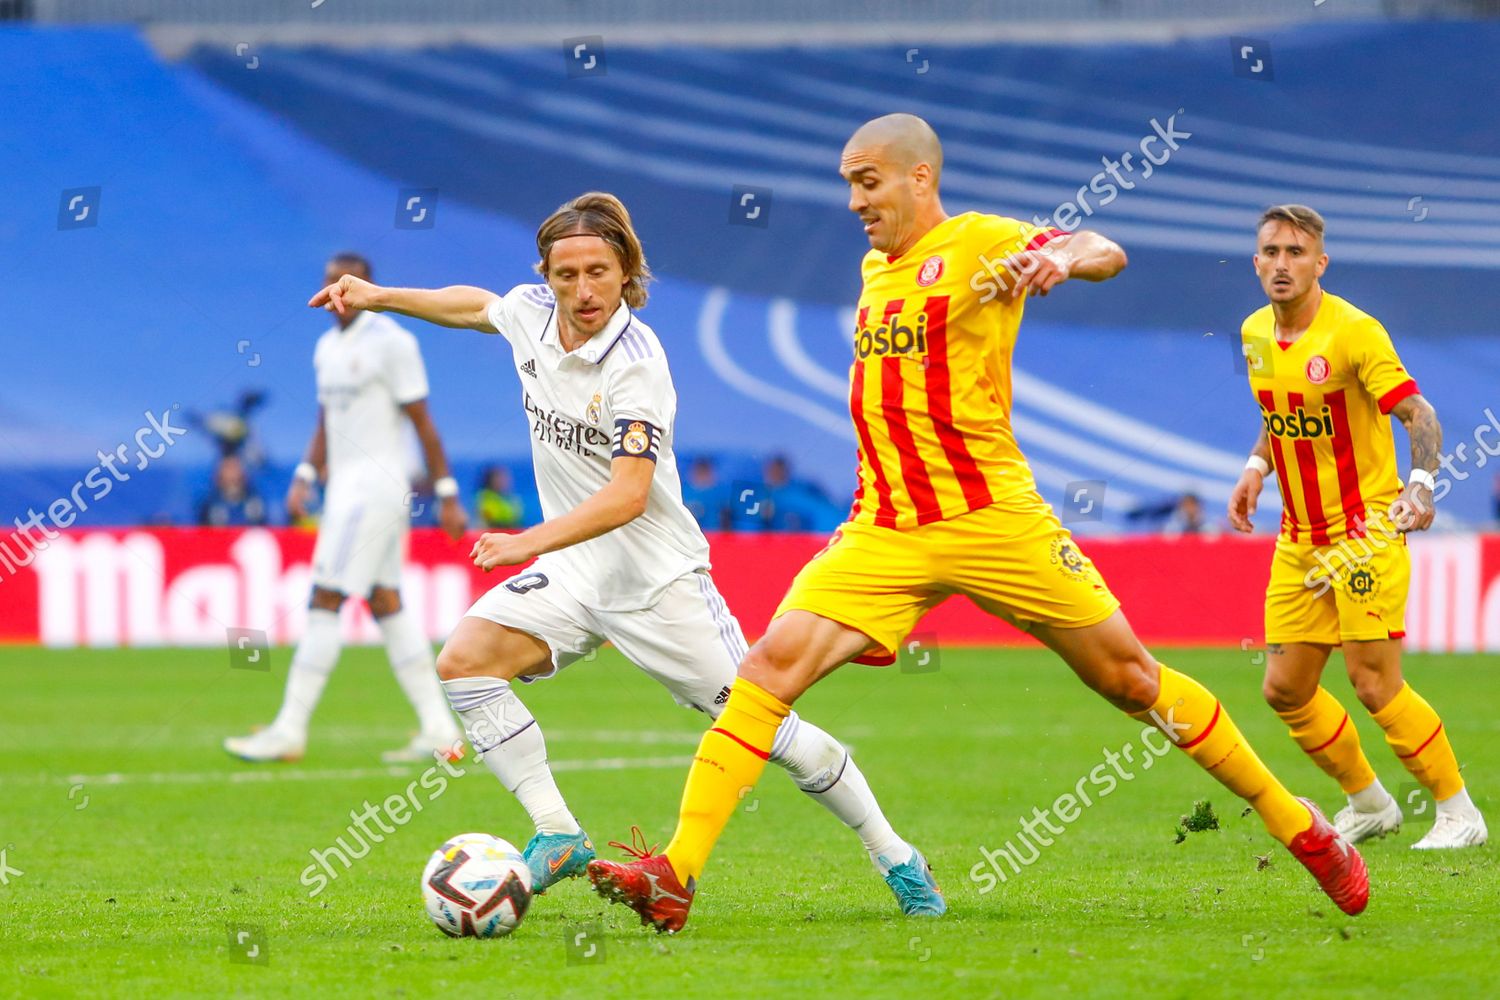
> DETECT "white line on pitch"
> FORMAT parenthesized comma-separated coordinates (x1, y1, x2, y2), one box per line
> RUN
(0, 755, 694, 789)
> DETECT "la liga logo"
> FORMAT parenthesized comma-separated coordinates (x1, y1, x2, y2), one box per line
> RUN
(917, 255, 944, 287)
(1306, 355, 1331, 385)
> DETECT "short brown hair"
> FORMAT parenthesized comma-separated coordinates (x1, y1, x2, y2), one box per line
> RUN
(329, 251, 372, 279)
(534, 192, 653, 308)
(1257, 204, 1325, 244)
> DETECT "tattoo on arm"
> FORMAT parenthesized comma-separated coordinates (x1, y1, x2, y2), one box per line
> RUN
(1393, 395, 1441, 474)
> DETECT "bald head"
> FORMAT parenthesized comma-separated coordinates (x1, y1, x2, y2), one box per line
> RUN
(843, 113, 943, 182)
(840, 114, 948, 256)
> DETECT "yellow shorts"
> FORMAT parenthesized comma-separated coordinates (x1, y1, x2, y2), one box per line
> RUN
(1265, 535, 1409, 645)
(774, 491, 1121, 659)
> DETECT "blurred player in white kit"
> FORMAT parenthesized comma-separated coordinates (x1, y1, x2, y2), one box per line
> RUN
(225, 252, 468, 764)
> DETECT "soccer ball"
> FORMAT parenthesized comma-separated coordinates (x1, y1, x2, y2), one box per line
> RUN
(420, 833, 533, 938)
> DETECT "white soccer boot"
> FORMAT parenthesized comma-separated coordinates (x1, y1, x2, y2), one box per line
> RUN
(223, 726, 306, 763)
(1333, 794, 1403, 844)
(380, 729, 465, 765)
(1412, 805, 1488, 849)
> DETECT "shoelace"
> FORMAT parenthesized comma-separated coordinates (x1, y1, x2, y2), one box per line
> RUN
(884, 860, 932, 896)
(607, 825, 661, 861)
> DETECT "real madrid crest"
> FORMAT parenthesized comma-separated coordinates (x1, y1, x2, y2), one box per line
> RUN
(623, 421, 650, 455)
(586, 392, 602, 425)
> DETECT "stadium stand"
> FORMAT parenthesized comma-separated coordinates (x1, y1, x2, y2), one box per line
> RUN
(3, 18, 1498, 531)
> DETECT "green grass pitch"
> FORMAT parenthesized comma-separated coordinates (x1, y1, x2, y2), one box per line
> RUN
(2, 645, 1495, 998)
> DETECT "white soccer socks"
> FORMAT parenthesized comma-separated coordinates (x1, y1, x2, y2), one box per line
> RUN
(269, 607, 343, 739)
(442, 676, 580, 836)
(378, 609, 462, 742)
(769, 711, 914, 873)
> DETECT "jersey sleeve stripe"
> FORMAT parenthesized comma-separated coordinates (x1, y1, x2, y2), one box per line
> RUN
(1259, 389, 1301, 543)
(1378, 379, 1420, 414)
(920, 294, 994, 513)
(880, 355, 941, 524)
(1325, 389, 1368, 539)
(1024, 227, 1066, 253)
(1288, 391, 1331, 545)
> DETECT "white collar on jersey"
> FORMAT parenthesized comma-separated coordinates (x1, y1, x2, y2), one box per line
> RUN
(542, 300, 634, 365)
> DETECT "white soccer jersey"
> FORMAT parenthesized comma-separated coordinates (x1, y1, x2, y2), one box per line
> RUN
(313, 311, 430, 506)
(485, 284, 709, 612)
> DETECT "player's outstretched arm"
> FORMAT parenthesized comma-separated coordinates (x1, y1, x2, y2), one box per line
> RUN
(1228, 427, 1272, 533)
(1389, 393, 1440, 533)
(308, 274, 500, 332)
(1007, 230, 1127, 299)
(469, 456, 653, 572)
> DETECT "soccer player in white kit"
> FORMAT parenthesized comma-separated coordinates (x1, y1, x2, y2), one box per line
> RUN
(225, 252, 467, 764)
(307, 195, 940, 913)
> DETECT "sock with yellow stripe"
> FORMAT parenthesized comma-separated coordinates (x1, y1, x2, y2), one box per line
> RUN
(1371, 682, 1463, 801)
(1133, 664, 1311, 845)
(665, 678, 790, 884)
(1276, 686, 1378, 795)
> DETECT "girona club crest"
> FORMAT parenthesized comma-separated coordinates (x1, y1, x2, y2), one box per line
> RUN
(1306, 355, 1331, 385)
(916, 255, 944, 287)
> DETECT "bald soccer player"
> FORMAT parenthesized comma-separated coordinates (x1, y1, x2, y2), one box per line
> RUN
(587, 114, 1371, 933)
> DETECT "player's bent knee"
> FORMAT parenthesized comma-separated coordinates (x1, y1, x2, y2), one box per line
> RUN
(739, 641, 787, 678)
(309, 586, 346, 611)
(435, 644, 488, 682)
(1117, 666, 1160, 714)
(1348, 673, 1398, 714)
(738, 641, 811, 701)
(1090, 656, 1158, 713)
(367, 587, 402, 618)
(1261, 676, 1308, 713)
(436, 633, 549, 684)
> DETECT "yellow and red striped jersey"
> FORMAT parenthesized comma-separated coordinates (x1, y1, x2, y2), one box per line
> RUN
(1241, 291, 1419, 544)
(848, 211, 1062, 529)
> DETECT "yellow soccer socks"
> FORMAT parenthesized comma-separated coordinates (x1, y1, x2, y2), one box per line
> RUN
(1134, 665, 1311, 845)
(1372, 682, 1463, 801)
(1276, 686, 1378, 795)
(665, 678, 790, 884)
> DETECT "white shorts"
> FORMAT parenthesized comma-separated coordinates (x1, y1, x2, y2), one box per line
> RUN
(310, 498, 409, 597)
(463, 562, 747, 716)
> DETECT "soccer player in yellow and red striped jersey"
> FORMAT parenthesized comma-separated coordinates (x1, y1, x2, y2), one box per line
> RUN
(588, 116, 1368, 932)
(846, 211, 1053, 526)
(1229, 204, 1486, 850)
